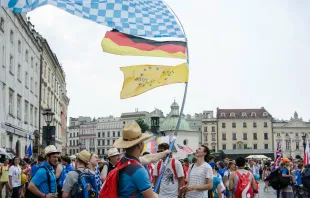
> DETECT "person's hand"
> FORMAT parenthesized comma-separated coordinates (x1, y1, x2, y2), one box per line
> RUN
(9, 186, 12, 192)
(45, 193, 57, 198)
(163, 150, 172, 155)
(180, 185, 192, 192)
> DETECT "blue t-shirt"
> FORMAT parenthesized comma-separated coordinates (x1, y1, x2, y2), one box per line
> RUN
(295, 169, 302, 185)
(65, 164, 74, 173)
(31, 163, 43, 177)
(31, 161, 57, 194)
(218, 168, 226, 178)
(212, 176, 221, 198)
(118, 155, 151, 198)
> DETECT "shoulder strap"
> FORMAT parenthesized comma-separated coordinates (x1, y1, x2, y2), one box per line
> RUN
(235, 170, 242, 178)
(38, 166, 51, 193)
(117, 159, 140, 171)
(171, 158, 178, 178)
(157, 160, 162, 174)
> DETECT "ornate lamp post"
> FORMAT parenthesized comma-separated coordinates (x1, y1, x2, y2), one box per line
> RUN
(42, 108, 55, 146)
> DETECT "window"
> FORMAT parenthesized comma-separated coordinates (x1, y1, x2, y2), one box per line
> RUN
(17, 95, 21, 119)
(222, 133, 226, 140)
(243, 133, 247, 140)
(47, 91, 49, 107)
(35, 82, 37, 96)
(286, 133, 289, 137)
(30, 57, 34, 68)
(253, 122, 257, 128)
(118, 131, 120, 137)
(212, 126, 215, 132)
(242, 144, 247, 149)
(286, 140, 290, 150)
(25, 72, 28, 88)
(232, 133, 236, 140)
(9, 55, 14, 74)
(30, 105, 33, 125)
(232, 122, 236, 128)
(211, 134, 215, 141)
(263, 112, 268, 117)
(35, 63, 38, 73)
(222, 123, 226, 128)
(242, 112, 247, 117)
(277, 133, 280, 137)
(98, 133, 101, 138)
(30, 77, 33, 92)
(264, 122, 268, 127)
(230, 112, 235, 117)
(108, 131, 110, 137)
(220, 113, 225, 117)
(34, 108, 37, 127)
(98, 140, 100, 146)
(10, 30, 14, 43)
(222, 144, 226, 150)
(264, 133, 268, 140)
(42, 88, 45, 102)
(264, 144, 268, 149)
(253, 133, 257, 140)
(204, 134, 207, 141)
(17, 64, 21, 81)
(251, 112, 256, 117)
(254, 144, 257, 149)
(25, 50, 28, 62)
(113, 131, 115, 137)
(48, 69, 50, 82)
(233, 144, 236, 149)
(295, 133, 299, 137)
(70, 133, 72, 138)
(296, 142, 299, 150)
(9, 89, 14, 115)
(243, 122, 247, 128)
(24, 101, 29, 124)
(204, 127, 207, 132)
(0, 17, 4, 32)
(44, 63, 47, 76)
(17, 40, 21, 53)
(107, 140, 110, 145)
(70, 140, 72, 146)
(2, 46, 5, 67)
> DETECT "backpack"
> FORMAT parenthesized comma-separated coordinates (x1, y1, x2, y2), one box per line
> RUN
(301, 167, 310, 189)
(25, 166, 51, 198)
(265, 168, 290, 190)
(57, 165, 66, 188)
(235, 171, 254, 198)
(157, 158, 178, 178)
(99, 159, 140, 198)
(72, 170, 98, 198)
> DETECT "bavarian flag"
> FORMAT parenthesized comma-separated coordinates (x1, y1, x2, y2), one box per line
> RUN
(120, 63, 188, 99)
(102, 30, 186, 59)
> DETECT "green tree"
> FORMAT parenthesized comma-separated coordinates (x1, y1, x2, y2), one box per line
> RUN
(136, 118, 149, 133)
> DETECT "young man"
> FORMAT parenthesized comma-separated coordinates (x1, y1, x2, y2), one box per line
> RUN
(181, 145, 213, 198)
(0, 158, 9, 198)
(101, 147, 121, 183)
(62, 150, 93, 197)
(153, 143, 184, 198)
(28, 145, 60, 198)
(229, 157, 257, 198)
(61, 156, 74, 173)
(113, 121, 159, 198)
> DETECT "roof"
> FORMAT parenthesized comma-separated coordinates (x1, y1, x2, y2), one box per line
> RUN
(160, 116, 195, 132)
(217, 107, 272, 119)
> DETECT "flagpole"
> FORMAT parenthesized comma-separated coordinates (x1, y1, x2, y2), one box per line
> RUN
(154, 0, 189, 193)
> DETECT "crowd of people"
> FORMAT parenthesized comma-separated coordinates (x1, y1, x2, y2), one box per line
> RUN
(0, 121, 309, 198)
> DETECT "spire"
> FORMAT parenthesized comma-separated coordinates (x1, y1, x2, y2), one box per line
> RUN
(170, 100, 179, 117)
(294, 111, 298, 119)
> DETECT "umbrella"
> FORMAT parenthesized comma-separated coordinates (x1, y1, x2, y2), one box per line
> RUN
(0, 148, 8, 155)
(246, 155, 269, 159)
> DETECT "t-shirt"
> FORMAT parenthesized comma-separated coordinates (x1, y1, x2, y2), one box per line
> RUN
(295, 169, 302, 185)
(224, 170, 232, 187)
(0, 165, 9, 182)
(153, 158, 184, 198)
(31, 161, 57, 194)
(8, 165, 21, 187)
(62, 168, 92, 197)
(212, 176, 221, 198)
(186, 162, 213, 198)
(118, 155, 151, 198)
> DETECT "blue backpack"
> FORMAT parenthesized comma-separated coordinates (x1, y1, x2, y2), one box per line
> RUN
(73, 170, 98, 198)
(57, 165, 66, 187)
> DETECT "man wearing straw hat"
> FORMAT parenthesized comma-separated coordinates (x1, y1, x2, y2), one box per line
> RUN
(113, 121, 159, 197)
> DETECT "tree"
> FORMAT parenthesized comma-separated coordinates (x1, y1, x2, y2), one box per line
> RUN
(136, 118, 149, 133)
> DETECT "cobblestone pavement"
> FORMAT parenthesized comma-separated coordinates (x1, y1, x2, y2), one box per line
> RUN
(257, 180, 278, 198)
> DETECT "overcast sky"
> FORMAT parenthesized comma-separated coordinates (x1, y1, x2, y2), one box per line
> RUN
(27, 0, 310, 120)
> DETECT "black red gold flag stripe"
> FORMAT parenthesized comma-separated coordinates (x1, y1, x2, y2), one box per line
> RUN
(101, 30, 186, 59)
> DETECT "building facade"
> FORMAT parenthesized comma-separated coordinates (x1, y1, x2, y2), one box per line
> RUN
(217, 108, 274, 153)
(273, 112, 310, 158)
(96, 116, 123, 156)
(0, 10, 41, 158)
(202, 110, 218, 151)
(79, 120, 97, 153)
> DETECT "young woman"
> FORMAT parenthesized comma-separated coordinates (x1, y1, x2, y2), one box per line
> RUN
(223, 161, 235, 198)
(262, 165, 271, 192)
(8, 157, 22, 198)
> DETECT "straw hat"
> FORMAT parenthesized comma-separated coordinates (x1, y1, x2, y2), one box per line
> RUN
(76, 150, 91, 164)
(114, 121, 153, 149)
(44, 145, 60, 156)
(108, 148, 120, 158)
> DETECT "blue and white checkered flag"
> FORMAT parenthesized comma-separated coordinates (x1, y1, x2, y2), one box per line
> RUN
(1, 0, 184, 38)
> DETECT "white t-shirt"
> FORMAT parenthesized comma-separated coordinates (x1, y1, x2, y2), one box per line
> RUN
(153, 158, 184, 198)
(8, 165, 21, 187)
(186, 162, 213, 198)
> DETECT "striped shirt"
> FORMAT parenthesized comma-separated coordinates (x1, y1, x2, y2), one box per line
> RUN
(186, 162, 213, 198)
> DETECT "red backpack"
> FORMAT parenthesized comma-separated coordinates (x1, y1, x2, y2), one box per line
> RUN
(99, 159, 140, 198)
(234, 171, 254, 198)
(157, 158, 178, 178)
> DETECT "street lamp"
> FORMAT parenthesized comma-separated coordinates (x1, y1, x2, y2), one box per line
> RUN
(42, 108, 55, 146)
(302, 133, 307, 153)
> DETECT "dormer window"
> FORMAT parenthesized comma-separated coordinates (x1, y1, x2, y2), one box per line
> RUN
(242, 112, 247, 117)
(220, 113, 226, 117)
(263, 112, 268, 117)
(251, 112, 256, 117)
(230, 112, 235, 117)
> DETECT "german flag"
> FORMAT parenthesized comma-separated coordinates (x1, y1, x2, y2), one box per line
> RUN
(101, 30, 186, 59)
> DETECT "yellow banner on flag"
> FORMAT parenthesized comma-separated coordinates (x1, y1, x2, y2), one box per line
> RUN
(120, 63, 188, 99)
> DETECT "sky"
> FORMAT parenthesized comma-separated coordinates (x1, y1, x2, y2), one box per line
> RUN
(27, 0, 310, 121)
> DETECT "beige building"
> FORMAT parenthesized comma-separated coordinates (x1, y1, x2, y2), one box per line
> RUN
(273, 112, 310, 158)
(202, 111, 218, 151)
(217, 108, 273, 153)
